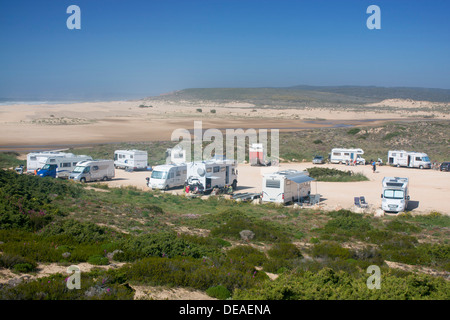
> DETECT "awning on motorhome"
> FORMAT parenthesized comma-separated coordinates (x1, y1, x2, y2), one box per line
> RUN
(287, 175, 315, 184)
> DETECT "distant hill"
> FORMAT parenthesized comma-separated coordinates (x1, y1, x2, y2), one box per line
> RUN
(147, 85, 450, 106)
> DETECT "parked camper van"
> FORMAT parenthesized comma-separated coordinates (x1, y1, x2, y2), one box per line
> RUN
(330, 148, 365, 165)
(36, 154, 93, 178)
(69, 160, 115, 183)
(26, 151, 75, 174)
(261, 170, 314, 204)
(381, 177, 410, 213)
(186, 159, 238, 193)
(387, 150, 431, 169)
(249, 143, 266, 166)
(165, 147, 187, 165)
(114, 150, 148, 170)
(147, 164, 187, 190)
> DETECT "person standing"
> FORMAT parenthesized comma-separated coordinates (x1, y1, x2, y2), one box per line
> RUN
(372, 160, 376, 173)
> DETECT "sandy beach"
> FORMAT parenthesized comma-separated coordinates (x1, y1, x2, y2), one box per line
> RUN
(0, 98, 448, 151)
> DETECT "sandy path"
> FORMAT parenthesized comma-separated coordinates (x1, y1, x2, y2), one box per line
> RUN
(96, 163, 449, 215)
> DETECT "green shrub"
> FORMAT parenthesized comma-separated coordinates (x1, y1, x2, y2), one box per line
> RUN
(206, 285, 231, 300)
(313, 139, 323, 144)
(13, 263, 36, 273)
(311, 242, 352, 260)
(226, 246, 267, 266)
(347, 128, 361, 135)
(386, 220, 421, 234)
(88, 255, 109, 265)
(267, 243, 302, 260)
(196, 108, 202, 113)
(210, 109, 217, 114)
(306, 168, 368, 182)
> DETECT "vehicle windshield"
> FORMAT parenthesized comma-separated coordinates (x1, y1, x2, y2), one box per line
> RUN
(314, 156, 322, 159)
(151, 170, 167, 179)
(384, 189, 405, 199)
(72, 166, 85, 173)
(41, 164, 52, 170)
(422, 156, 430, 162)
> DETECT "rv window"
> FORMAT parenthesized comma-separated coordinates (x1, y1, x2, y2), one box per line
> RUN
(220, 167, 226, 172)
(151, 171, 167, 179)
(206, 168, 212, 173)
(383, 190, 405, 199)
(62, 163, 71, 168)
(73, 162, 78, 166)
(176, 171, 181, 176)
(130, 155, 133, 159)
(49, 159, 56, 162)
(114, 154, 118, 160)
(333, 152, 340, 156)
(213, 166, 220, 173)
(93, 166, 99, 171)
(266, 179, 280, 188)
(232, 169, 236, 175)
(344, 153, 349, 156)
(415, 157, 421, 161)
(169, 172, 174, 178)
(30, 156, 37, 161)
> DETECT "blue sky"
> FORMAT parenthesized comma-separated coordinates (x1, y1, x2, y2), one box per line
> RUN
(0, 0, 449, 100)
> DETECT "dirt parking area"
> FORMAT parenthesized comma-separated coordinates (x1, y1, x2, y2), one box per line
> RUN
(95, 162, 449, 215)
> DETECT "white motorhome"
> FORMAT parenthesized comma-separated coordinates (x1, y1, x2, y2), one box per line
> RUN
(47, 154, 93, 178)
(330, 148, 365, 165)
(165, 147, 187, 165)
(381, 177, 410, 213)
(147, 163, 187, 190)
(387, 150, 431, 169)
(69, 160, 115, 183)
(261, 170, 314, 204)
(114, 150, 148, 170)
(26, 151, 68, 173)
(186, 159, 238, 193)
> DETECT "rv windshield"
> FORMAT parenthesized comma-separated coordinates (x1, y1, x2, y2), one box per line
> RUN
(72, 166, 85, 173)
(151, 171, 167, 179)
(384, 189, 405, 199)
(422, 156, 430, 162)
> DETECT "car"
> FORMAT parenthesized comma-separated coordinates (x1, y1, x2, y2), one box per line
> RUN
(440, 162, 450, 172)
(312, 155, 325, 164)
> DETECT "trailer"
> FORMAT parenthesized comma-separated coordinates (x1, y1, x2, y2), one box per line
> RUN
(387, 150, 431, 169)
(69, 160, 115, 183)
(26, 151, 81, 174)
(185, 159, 238, 193)
(114, 150, 148, 170)
(261, 170, 314, 204)
(381, 177, 410, 213)
(36, 154, 93, 178)
(147, 163, 187, 190)
(330, 148, 365, 165)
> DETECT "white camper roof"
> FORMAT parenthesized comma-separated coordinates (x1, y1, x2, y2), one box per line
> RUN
(114, 149, 147, 154)
(331, 148, 364, 154)
(382, 177, 408, 188)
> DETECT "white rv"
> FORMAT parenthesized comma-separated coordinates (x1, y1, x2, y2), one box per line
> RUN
(186, 159, 238, 193)
(26, 151, 68, 173)
(114, 150, 148, 170)
(165, 147, 187, 165)
(261, 170, 314, 204)
(147, 163, 187, 190)
(329, 148, 366, 165)
(26, 151, 92, 177)
(381, 177, 410, 213)
(69, 160, 115, 183)
(387, 150, 431, 169)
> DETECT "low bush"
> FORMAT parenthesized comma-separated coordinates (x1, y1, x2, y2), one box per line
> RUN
(88, 255, 109, 266)
(206, 285, 231, 300)
(226, 246, 267, 267)
(311, 242, 352, 260)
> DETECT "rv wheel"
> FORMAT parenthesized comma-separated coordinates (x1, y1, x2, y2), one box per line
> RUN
(80, 178, 86, 183)
(102, 176, 108, 181)
(164, 185, 169, 191)
(419, 165, 424, 169)
(231, 180, 237, 190)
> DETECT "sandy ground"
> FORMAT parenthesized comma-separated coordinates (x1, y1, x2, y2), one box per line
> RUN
(97, 162, 449, 215)
(0, 98, 448, 150)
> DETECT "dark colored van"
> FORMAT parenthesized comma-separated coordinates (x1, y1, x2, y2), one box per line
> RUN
(440, 162, 450, 172)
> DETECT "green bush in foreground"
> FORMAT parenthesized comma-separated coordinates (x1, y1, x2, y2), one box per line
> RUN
(206, 285, 231, 300)
(233, 268, 450, 300)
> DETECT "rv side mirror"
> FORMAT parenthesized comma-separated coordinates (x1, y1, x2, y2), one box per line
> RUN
(407, 196, 410, 200)
(381, 194, 383, 198)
